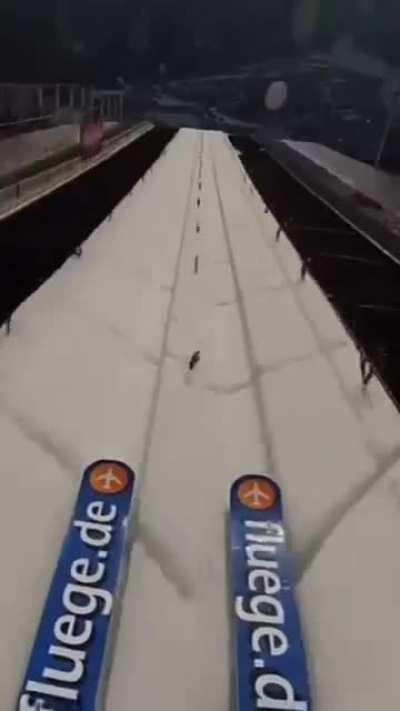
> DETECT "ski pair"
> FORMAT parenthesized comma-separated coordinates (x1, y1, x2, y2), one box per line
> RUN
(17, 467, 311, 710)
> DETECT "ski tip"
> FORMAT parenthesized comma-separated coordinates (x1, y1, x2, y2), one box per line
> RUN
(230, 474, 281, 512)
(83, 459, 136, 496)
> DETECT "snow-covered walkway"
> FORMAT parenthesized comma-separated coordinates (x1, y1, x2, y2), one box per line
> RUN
(0, 123, 118, 180)
(285, 139, 400, 213)
(0, 122, 151, 221)
(1, 130, 399, 710)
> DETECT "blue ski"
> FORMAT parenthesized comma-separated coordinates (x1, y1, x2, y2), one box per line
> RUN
(230, 475, 312, 711)
(16, 460, 136, 710)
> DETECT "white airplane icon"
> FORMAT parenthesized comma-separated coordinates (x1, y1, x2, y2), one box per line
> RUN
(95, 467, 122, 490)
(242, 482, 272, 507)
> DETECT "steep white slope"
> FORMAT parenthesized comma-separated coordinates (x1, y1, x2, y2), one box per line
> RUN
(0, 129, 398, 710)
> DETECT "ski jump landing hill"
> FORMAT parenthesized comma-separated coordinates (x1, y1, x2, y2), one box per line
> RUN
(1, 129, 399, 710)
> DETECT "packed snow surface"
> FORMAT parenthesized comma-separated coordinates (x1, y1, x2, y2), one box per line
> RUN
(1, 130, 399, 710)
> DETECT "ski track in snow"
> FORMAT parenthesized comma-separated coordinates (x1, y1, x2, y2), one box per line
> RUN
(1, 129, 400, 710)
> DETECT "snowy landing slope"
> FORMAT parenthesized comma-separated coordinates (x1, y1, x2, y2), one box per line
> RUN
(1, 130, 399, 710)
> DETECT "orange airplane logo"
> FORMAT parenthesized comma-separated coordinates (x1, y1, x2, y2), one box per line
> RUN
(238, 478, 277, 510)
(90, 462, 129, 494)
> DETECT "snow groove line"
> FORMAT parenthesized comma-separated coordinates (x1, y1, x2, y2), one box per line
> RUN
(225, 139, 400, 577)
(296, 443, 400, 582)
(0, 396, 79, 476)
(210, 138, 274, 474)
(140, 133, 201, 479)
(226, 140, 388, 436)
(225, 138, 393, 451)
